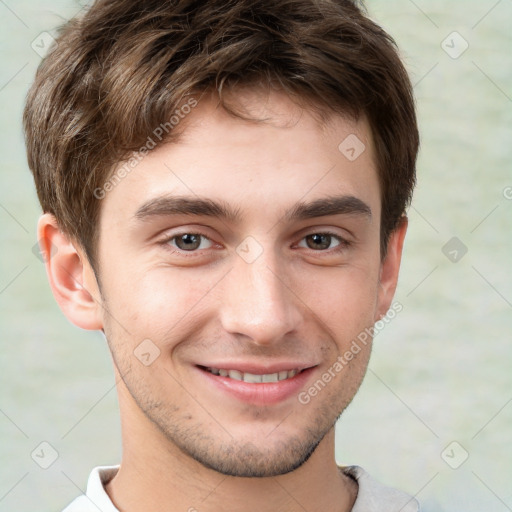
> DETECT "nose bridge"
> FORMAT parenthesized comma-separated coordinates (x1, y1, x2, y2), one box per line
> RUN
(219, 241, 301, 345)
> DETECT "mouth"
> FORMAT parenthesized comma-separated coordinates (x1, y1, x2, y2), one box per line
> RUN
(195, 363, 317, 405)
(198, 365, 304, 383)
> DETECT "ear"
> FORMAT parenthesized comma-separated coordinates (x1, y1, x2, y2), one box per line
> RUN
(36, 213, 104, 330)
(375, 216, 408, 321)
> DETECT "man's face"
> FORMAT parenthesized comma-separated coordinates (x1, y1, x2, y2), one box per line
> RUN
(94, 90, 390, 477)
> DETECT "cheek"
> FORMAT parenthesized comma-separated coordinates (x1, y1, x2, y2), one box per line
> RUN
(104, 267, 214, 342)
(295, 264, 380, 338)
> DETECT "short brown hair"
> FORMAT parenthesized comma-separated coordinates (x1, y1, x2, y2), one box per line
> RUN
(24, 0, 419, 270)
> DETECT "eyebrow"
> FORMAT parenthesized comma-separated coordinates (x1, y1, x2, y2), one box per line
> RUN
(134, 194, 372, 223)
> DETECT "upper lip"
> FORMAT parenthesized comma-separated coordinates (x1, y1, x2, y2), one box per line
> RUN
(196, 362, 317, 374)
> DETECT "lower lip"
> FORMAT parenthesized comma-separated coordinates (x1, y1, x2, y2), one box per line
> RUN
(195, 366, 316, 405)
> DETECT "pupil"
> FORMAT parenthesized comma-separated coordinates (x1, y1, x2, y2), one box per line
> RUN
(178, 234, 200, 250)
(308, 234, 330, 250)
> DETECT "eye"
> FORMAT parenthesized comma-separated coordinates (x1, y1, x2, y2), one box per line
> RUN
(165, 233, 214, 252)
(297, 232, 350, 251)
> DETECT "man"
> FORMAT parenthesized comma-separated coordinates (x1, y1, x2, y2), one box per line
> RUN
(24, 0, 420, 510)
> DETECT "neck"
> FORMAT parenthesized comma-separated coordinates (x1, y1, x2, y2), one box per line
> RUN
(106, 376, 357, 512)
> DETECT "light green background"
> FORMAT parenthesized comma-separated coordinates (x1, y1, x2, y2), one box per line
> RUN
(1, 1, 511, 511)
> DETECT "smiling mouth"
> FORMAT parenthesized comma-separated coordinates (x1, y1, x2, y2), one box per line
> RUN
(198, 365, 305, 383)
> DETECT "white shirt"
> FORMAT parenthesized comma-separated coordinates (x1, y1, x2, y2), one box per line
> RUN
(62, 464, 420, 511)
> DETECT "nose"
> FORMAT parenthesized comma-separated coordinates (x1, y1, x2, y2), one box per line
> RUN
(218, 246, 303, 346)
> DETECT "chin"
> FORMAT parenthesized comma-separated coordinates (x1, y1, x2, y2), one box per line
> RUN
(190, 437, 323, 478)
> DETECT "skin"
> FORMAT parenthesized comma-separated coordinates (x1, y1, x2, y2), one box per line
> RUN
(39, 89, 407, 512)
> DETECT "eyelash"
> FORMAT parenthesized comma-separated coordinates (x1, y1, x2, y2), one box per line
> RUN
(159, 230, 352, 256)
(298, 230, 352, 250)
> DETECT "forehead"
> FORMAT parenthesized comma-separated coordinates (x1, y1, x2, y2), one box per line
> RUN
(99, 89, 380, 229)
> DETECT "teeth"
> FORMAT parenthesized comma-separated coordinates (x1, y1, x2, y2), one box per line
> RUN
(206, 367, 300, 383)
(228, 369, 243, 381)
(244, 372, 263, 383)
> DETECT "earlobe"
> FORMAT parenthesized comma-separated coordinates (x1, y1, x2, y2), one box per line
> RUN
(37, 213, 104, 331)
(375, 216, 408, 322)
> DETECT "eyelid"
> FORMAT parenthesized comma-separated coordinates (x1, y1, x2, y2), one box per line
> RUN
(295, 230, 352, 251)
(155, 223, 216, 242)
(296, 224, 354, 241)
(298, 223, 355, 240)
(158, 230, 217, 253)
(158, 227, 352, 258)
